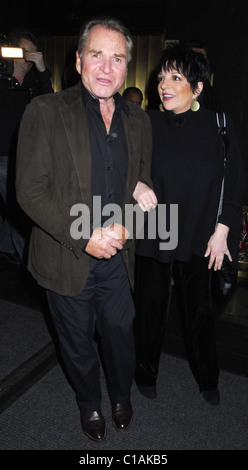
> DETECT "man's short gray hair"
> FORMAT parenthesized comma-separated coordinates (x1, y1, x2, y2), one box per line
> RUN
(77, 16, 133, 63)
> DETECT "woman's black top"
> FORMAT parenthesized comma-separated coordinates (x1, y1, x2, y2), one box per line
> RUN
(136, 107, 245, 267)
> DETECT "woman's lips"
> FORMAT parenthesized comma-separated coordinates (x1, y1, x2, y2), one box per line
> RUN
(162, 93, 175, 101)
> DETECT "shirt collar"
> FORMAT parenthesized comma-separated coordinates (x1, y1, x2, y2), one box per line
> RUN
(80, 83, 130, 116)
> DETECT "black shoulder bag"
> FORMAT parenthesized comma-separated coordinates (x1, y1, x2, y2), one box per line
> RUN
(211, 112, 238, 308)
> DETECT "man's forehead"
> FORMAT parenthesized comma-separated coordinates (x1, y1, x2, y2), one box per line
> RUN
(86, 26, 127, 49)
(19, 38, 37, 51)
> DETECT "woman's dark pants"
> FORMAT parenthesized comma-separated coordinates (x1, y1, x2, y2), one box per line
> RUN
(134, 254, 219, 392)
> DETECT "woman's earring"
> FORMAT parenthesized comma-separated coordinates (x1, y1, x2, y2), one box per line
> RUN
(190, 99, 200, 112)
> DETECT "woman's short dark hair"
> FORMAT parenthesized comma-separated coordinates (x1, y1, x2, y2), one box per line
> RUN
(159, 43, 211, 94)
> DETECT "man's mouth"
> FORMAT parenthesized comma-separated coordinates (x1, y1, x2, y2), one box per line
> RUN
(97, 78, 112, 84)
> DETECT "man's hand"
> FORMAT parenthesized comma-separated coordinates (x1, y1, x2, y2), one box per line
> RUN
(105, 223, 129, 244)
(85, 224, 129, 259)
(133, 181, 158, 212)
(24, 51, 46, 72)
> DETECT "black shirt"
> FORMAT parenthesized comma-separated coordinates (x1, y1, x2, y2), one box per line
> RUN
(135, 107, 245, 267)
(81, 84, 129, 226)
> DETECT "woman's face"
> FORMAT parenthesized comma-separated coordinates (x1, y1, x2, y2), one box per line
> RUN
(157, 66, 202, 114)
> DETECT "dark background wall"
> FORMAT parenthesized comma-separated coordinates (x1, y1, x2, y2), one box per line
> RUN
(1, 0, 248, 200)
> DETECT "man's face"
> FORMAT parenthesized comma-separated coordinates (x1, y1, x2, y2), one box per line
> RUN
(125, 90, 143, 107)
(14, 38, 37, 75)
(76, 25, 128, 100)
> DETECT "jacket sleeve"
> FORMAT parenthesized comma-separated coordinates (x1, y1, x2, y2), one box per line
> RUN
(123, 106, 153, 206)
(136, 110, 153, 189)
(121, 106, 154, 245)
(16, 97, 86, 258)
(35, 69, 54, 95)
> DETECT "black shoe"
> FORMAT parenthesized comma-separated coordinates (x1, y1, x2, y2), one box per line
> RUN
(137, 384, 157, 399)
(80, 410, 106, 441)
(202, 389, 220, 406)
(112, 401, 133, 431)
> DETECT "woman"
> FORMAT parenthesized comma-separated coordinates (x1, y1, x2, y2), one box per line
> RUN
(134, 44, 245, 405)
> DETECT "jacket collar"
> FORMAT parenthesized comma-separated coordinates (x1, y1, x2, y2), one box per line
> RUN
(80, 82, 130, 116)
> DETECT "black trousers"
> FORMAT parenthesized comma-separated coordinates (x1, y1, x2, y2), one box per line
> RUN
(46, 253, 136, 413)
(134, 254, 219, 392)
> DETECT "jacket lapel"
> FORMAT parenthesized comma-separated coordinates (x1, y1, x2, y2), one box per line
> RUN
(60, 85, 92, 211)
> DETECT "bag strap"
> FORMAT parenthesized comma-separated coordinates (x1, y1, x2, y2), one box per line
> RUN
(216, 111, 228, 163)
(216, 111, 228, 223)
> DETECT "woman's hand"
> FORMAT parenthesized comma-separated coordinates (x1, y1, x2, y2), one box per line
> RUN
(204, 223, 232, 270)
(132, 181, 158, 212)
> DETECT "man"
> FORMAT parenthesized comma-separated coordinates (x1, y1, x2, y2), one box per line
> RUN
(8, 28, 54, 94)
(122, 86, 143, 108)
(0, 29, 53, 261)
(16, 17, 156, 442)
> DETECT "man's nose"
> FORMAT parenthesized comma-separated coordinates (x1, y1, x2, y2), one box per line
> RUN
(99, 58, 112, 73)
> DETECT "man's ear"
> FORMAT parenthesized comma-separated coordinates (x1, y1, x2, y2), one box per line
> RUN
(75, 51, 81, 74)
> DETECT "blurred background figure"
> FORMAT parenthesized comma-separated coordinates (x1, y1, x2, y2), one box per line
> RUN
(122, 86, 143, 108)
(0, 28, 53, 264)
